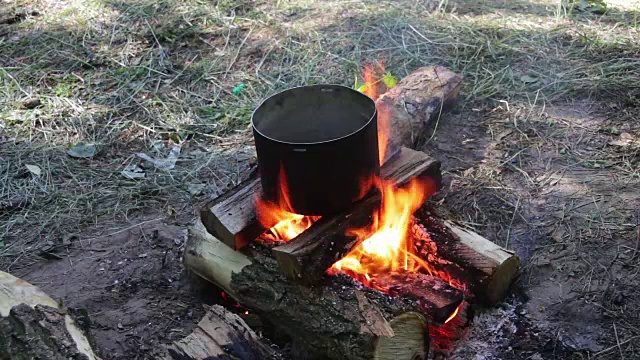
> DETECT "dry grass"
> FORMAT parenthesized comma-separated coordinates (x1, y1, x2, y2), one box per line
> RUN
(1, 0, 640, 358)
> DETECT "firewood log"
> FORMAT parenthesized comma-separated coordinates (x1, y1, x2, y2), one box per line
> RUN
(0, 271, 98, 360)
(200, 171, 264, 249)
(159, 305, 280, 359)
(378, 66, 462, 152)
(412, 207, 521, 305)
(183, 221, 432, 360)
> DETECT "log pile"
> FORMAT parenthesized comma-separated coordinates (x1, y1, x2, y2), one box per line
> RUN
(184, 221, 431, 360)
(201, 65, 462, 250)
(272, 147, 440, 284)
(185, 65, 521, 359)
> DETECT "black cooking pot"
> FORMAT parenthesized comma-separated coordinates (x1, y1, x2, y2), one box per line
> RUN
(252, 84, 379, 216)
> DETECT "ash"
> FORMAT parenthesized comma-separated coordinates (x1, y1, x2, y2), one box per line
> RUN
(450, 299, 575, 360)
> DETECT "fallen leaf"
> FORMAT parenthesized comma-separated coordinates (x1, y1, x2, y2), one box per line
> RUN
(136, 146, 181, 170)
(22, 98, 42, 109)
(382, 72, 398, 88)
(25, 164, 41, 176)
(551, 228, 566, 242)
(187, 183, 206, 196)
(520, 75, 538, 84)
(67, 143, 97, 158)
(121, 164, 146, 179)
(62, 234, 78, 246)
(609, 132, 639, 147)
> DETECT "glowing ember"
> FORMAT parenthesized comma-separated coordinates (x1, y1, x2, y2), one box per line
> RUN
(444, 305, 460, 324)
(256, 166, 319, 241)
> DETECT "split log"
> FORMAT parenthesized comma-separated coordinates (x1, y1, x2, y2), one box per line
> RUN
(161, 305, 279, 359)
(200, 171, 264, 249)
(412, 207, 521, 305)
(378, 66, 463, 152)
(0, 271, 98, 360)
(184, 221, 432, 360)
(272, 147, 440, 284)
(202, 147, 441, 249)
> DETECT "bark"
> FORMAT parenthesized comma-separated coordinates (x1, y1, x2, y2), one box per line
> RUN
(0, 271, 98, 360)
(161, 305, 280, 360)
(378, 66, 463, 152)
(412, 207, 521, 305)
(184, 221, 430, 360)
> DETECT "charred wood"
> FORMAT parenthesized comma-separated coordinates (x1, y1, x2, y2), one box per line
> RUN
(184, 221, 430, 360)
(412, 207, 520, 305)
(272, 147, 440, 284)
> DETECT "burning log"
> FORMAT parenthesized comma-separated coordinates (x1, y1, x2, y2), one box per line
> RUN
(160, 305, 279, 359)
(0, 271, 98, 360)
(412, 207, 521, 305)
(202, 147, 441, 249)
(184, 221, 435, 360)
(378, 66, 462, 152)
(271, 192, 519, 306)
(370, 272, 462, 324)
(272, 147, 440, 284)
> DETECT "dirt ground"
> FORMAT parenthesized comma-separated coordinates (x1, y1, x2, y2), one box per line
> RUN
(1, 0, 639, 359)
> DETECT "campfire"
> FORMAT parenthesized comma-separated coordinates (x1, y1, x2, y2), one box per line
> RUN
(190, 64, 520, 360)
(255, 165, 320, 242)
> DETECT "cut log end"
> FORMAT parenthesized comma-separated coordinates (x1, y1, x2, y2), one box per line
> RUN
(486, 254, 521, 305)
(374, 312, 428, 360)
(441, 220, 521, 305)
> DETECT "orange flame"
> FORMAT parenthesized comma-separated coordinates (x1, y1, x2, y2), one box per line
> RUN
(332, 177, 429, 281)
(377, 102, 390, 165)
(361, 61, 390, 165)
(255, 166, 319, 241)
(331, 176, 463, 326)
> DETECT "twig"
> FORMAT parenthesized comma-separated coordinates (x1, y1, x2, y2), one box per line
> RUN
(632, 207, 639, 263)
(505, 197, 520, 248)
(593, 334, 640, 358)
(79, 218, 165, 245)
(613, 322, 625, 360)
(224, 27, 253, 78)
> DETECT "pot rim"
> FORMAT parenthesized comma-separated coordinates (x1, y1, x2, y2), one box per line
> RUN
(251, 84, 377, 146)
